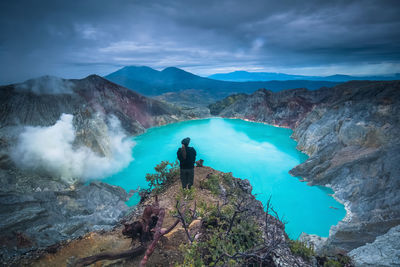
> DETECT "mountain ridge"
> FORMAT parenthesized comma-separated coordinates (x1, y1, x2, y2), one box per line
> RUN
(104, 66, 341, 97)
(208, 70, 400, 82)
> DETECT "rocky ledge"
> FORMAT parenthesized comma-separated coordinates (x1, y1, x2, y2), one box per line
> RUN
(0, 175, 129, 264)
(210, 80, 400, 266)
(20, 166, 318, 267)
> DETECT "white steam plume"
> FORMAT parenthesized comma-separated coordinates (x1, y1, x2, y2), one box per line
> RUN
(11, 113, 134, 183)
(16, 75, 74, 94)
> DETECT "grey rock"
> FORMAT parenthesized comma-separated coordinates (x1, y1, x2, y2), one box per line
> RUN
(235, 178, 253, 194)
(212, 80, 400, 257)
(349, 225, 400, 266)
(0, 181, 129, 263)
(299, 233, 327, 254)
(291, 84, 400, 252)
(210, 87, 329, 128)
(0, 205, 47, 231)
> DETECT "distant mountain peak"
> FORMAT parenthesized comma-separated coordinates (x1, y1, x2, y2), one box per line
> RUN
(104, 65, 340, 97)
(231, 70, 252, 74)
(208, 71, 400, 82)
(162, 66, 182, 72)
(161, 66, 193, 75)
(121, 65, 157, 71)
(85, 74, 103, 80)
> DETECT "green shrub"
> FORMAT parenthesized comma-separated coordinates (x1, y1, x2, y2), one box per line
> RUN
(179, 201, 262, 266)
(221, 172, 233, 185)
(145, 160, 179, 193)
(176, 242, 204, 267)
(197, 201, 208, 218)
(323, 259, 342, 267)
(289, 240, 315, 261)
(170, 188, 197, 227)
(175, 187, 196, 202)
(322, 254, 353, 267)
(200, 174, 220, 195)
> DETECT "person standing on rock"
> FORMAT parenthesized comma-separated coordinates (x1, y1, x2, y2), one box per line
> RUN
(177, 137, 196, 189)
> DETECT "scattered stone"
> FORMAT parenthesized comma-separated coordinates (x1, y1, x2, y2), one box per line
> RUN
(195, 159, 204, 167)
(299, 233, 327, 254)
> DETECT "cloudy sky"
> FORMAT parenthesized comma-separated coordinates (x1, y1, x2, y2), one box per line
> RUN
(1, 0, 400, 84)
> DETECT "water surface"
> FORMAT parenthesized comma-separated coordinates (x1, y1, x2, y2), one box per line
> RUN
(103, 118, 345, 238)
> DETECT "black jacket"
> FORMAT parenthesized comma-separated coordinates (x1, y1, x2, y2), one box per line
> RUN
(177, 146, 196, 169)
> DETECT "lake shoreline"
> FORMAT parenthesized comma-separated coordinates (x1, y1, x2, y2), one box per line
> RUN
(104, 117, 345, 239)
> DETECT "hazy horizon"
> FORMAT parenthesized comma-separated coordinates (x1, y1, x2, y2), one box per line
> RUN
(1, 0, 400, 84)
(2, 64, 400, 86)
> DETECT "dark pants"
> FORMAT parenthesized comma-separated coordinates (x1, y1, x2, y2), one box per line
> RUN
(180, 168, 194, 189)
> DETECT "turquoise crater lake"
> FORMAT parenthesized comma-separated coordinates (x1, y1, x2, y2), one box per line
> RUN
(102, 118, 345, 238)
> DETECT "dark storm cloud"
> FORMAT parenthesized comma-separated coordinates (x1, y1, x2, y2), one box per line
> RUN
(1, 0, 400, 84)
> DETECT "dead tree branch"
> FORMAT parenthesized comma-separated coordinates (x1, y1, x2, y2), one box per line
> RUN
(174, 200, 194, 243)
(226, 199, 248, 236)
(75, 196, 180, 267)
(139, 208, 165, 267)
(212, 195, 287, 266)
(75, 246, 146, 267)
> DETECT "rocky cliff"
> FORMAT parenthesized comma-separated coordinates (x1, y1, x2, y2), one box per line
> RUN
(210, 80, 400, 266)
(0, 75, 192, 263)
(209, 87, 333, 128)
(0, 75, 189, 135)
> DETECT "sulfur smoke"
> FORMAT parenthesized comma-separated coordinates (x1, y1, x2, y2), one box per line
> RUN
(15, 75, 74, 94)
(11, 113, 134, 183)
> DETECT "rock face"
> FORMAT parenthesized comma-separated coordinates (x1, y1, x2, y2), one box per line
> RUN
(348, 225, 400, 267)
(0, 180, 128, 264)
(0, 75, 190, 135)
(154, 89, 213, 117)
(211, 81, 400, 261)
(299, 233, 327, 254)
(209, 87, 332, 128)
(0, 75, 192, 263)
(290, 81, 400, 254)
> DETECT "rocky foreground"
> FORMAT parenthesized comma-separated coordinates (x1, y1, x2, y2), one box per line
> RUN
(210, 80, 400, 266)
(17, 166, 318, 267)
(0, 75, 193, 264)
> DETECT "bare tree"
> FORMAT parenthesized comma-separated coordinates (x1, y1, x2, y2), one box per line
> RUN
(173, 200, 198, 243)
(212, 196, 289, 266)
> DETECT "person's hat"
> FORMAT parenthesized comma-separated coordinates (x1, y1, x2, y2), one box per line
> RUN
(181, 137, 190, 146)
